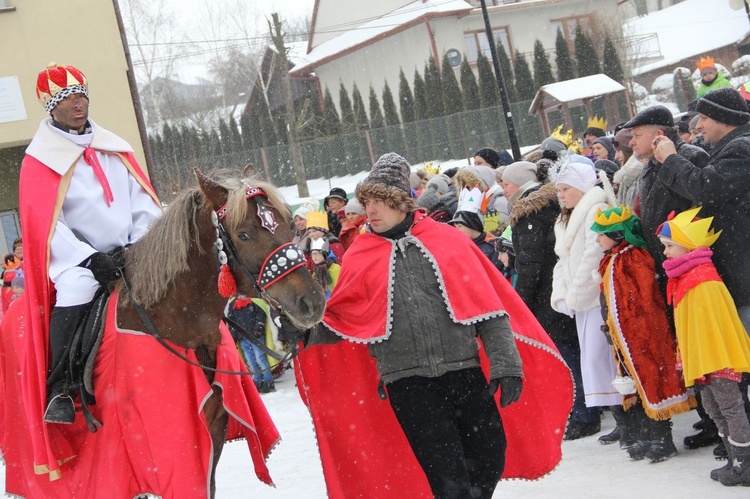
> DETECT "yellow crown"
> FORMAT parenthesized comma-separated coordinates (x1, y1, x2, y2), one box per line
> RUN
(568, 138, 583, 154)
(587, 116, 607, 131)
(550, 125, 574, 147)
(424, 161, 441, 175)
(696, 56, 717, 72)
(305, 210, 329, 231)
(594, 205, 632, 227)
(666, 207, 722, 250)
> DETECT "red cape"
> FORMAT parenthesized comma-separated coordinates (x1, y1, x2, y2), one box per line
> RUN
(297, 215, 573, 497)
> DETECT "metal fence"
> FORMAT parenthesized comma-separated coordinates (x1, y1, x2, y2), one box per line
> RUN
(150, 99, 545, 201)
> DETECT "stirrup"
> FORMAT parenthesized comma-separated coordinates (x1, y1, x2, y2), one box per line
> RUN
(44, 393, 76, 424)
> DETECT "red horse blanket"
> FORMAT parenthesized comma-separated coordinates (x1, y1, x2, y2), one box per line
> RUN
(0, 290, 278, 498)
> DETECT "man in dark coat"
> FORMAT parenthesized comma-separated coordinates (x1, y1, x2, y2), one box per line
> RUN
(625, 105, 709, 292)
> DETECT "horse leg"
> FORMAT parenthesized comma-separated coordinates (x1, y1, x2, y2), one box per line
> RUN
(203, 386, 228, 499)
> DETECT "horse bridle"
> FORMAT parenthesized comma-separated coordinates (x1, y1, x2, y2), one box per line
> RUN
(122, 186, 308, 376)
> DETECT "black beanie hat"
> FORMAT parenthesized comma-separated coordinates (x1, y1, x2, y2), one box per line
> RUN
(449, 210, 484, 233)
(474, 148, 501, 168)
(696, 88, 750, 127)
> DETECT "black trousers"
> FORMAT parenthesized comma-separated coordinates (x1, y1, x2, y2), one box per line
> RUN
(387, 368, 506, 499)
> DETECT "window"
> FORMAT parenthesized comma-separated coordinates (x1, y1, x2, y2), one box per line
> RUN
(464, 27, 512, 64)
(0, 1, 16, 12)
(550, 15, 592, 47)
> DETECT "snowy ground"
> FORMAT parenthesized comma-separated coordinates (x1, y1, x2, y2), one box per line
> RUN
(2, 370, 748, 498)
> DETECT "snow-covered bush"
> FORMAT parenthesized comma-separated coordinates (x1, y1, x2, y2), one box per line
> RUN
(651, 74, 674, 103)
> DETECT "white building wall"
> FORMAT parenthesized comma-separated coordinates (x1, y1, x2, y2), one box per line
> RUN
(311, 0, 414, 48)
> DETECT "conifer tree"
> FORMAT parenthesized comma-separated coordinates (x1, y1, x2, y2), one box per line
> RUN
(425, 56, 444, 118)
(228, 115, 243, 152)
(441, 52, 463, 115)
(476, 53, 498, 108)
(209, 128, 222, 157)
(574, 24, 600, 77)
(338, 81, 355, 133)
(382, 82, 400, 127)
(239, 110, 257, 151)
(602, 34, 625, 83)
(496, 42, 517, 103)
(382, 80, 406, 155)
(514, 50, 536, 101)
(555, 28, 576, 81)
(351, 83, 369, 131)
(533, 40, 555, 89)
(257, 95, 277, 147)
(322, 87, 341, 136)
(369, 85, 385, 129)
(460, 57, 480, 111)
(413, 69, 429, 120)
(199, 128, 212, 157)
(399, 68, 416, 124)
(219, 119, 232, 155)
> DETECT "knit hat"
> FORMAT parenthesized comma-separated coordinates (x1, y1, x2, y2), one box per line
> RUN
(594, 159, 620, 181)
(592, 137, 616, 161)
(344, 197, 365, 216)
(540, 136, 568, 153)
(555, 158, 597, 193)
(474, 147, 501, 168)
(324, 187, 348, 208)
(613, 128, 633, 154)
(356, 153, 416, 211)
(502, 161, 537, 186)
(36, 63, 88, 114)
(622, 105, 674, 129)
(695, 88, 750, 127)
(292, 199, 319, 221)
(591, 206, 646, 248)
(425, 173, 451, 195)
(409, 172, 422, 190)
(497, 150, 514, 167)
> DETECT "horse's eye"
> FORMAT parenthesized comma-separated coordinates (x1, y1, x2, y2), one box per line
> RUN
(237, 232, 251, 241)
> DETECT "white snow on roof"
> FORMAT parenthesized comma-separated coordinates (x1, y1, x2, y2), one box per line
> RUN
(625, 0, 750, 76)
(529, 74, 625, 114)
(290, 0, 473, 74)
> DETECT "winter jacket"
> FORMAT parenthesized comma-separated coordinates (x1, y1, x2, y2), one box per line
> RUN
(472, 232, 505, 275)
(338, 216, 366, 250)
(639, 136, 709, 286)
(368, 234, 522, 385)
(658, 123, 750, 307)
(551, 186, 609, 314)
(508, 183, 576, 343)
(613, 154, 644, 208)
(226, 299, 266, 340)
(696, 72, 732, 98)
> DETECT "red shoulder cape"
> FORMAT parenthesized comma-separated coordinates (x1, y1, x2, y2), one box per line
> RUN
(297, 215, 573, 497)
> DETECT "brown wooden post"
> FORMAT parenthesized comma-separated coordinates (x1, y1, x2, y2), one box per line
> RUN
(260, 147, 271, 182)
(364, 130, 376, 166)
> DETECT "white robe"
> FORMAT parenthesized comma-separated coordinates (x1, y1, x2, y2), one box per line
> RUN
(25, 119, 162, 306)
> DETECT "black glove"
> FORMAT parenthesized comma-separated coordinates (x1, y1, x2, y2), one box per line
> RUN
(490, 376, 523, 408)
(80, 252, 122, 287)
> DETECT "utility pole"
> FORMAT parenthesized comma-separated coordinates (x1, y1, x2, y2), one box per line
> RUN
(479, 0, 522, 160)
(269, 13, 310, 197)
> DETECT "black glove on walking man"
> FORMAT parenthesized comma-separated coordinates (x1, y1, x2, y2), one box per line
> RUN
(489, 376, 523, 407)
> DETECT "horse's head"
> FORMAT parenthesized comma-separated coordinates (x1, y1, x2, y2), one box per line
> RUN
(195, 169, 326, 329)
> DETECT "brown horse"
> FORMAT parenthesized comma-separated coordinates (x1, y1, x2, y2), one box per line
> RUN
(0, 170, 326, 498)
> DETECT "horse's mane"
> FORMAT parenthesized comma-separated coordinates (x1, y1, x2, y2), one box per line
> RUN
(123, 174, 291, 309)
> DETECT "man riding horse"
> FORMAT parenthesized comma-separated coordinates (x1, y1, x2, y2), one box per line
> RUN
(20, 63, 162, 424)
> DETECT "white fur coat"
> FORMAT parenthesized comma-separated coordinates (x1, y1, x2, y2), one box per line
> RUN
(551, 186, 609, 314)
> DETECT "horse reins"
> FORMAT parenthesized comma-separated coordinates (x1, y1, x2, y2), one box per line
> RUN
(121, 186, 308, 376)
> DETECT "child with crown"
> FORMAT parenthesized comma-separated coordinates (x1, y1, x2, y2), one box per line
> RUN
(658, 207, 750, 486)
(591, 206, 693, 463)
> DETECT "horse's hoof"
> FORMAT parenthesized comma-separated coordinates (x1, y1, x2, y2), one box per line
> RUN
(44, 394, 76, 424)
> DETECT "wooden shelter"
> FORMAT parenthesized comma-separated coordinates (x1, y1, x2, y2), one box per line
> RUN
(529, 74, 633, 136)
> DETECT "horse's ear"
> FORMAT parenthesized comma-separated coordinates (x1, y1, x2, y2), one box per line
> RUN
(243, 163, 260, 180)
(194, 168, 228, 209)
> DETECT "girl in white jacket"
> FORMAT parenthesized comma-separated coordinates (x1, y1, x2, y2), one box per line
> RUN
(551, 159, 620, 435)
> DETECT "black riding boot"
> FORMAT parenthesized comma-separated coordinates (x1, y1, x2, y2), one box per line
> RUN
(44, 304, 89, 424)
(645, 419, 678, 463)
(617, 406, 640, 450)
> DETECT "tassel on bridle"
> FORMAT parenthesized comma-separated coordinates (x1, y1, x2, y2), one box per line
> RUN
(218, 263, 237, 298)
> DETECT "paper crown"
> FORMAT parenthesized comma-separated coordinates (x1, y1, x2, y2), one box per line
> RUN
(310, 238, 330, 254)
(305, 210, 329, 231)
(568, 138, 583, 154)
(594, 205, 632, 227)
(587, 116, 607, 131)
(550, 125, 574, 147)
(424, 161, 441, 175)
(657, 207, 722, 250)
(36, 63, 88, 112)
(456, 185, 490, 214)
(591, 205, 646, 248)
(696, 56, 717, 73)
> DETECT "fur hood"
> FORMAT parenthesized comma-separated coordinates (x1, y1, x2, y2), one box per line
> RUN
(508, 182, 558, 228)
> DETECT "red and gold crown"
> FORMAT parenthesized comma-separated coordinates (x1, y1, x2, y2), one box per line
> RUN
(36, 63, 88, 113)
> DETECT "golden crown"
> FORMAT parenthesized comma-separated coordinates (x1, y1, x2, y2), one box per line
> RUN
(666, 207, 722, 250)
(550, 125, 574, 147)
(594, 205, 632, 227)
(587, 116, 607, 131)
(424, 161, 441, 175)
(305, 210, 329, 231)
(568, 138, 583, 154)
(696, 56, 717, 72)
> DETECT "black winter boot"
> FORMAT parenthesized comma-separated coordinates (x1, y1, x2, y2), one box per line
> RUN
(645, 419, 678, 463)
(598, 406, 621, 445)
(718, 440, 750, 486)
(684, 417, 722, 449)
(44, 304, 89, 424)
(715, 440, 729, 460)
(711, 437, 733, 482)
(618, 407, 640, 450)
(563, 421, 601, 441)
(627, 405, 651, 460)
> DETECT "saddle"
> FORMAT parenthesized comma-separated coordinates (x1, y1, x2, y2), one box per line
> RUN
(68, 287, 110, 432)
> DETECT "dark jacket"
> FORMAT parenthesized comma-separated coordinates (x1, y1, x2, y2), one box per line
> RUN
(508, 182, 576, 344)
(658, 123, 750, 307)
(639, 136, 709, 289)
(473, 232, 505, 275)
(226, 299, 266, 341)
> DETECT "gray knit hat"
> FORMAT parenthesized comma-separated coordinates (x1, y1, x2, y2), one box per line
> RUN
(355, 153, 416, 211)
(502, 161, 538, 186)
